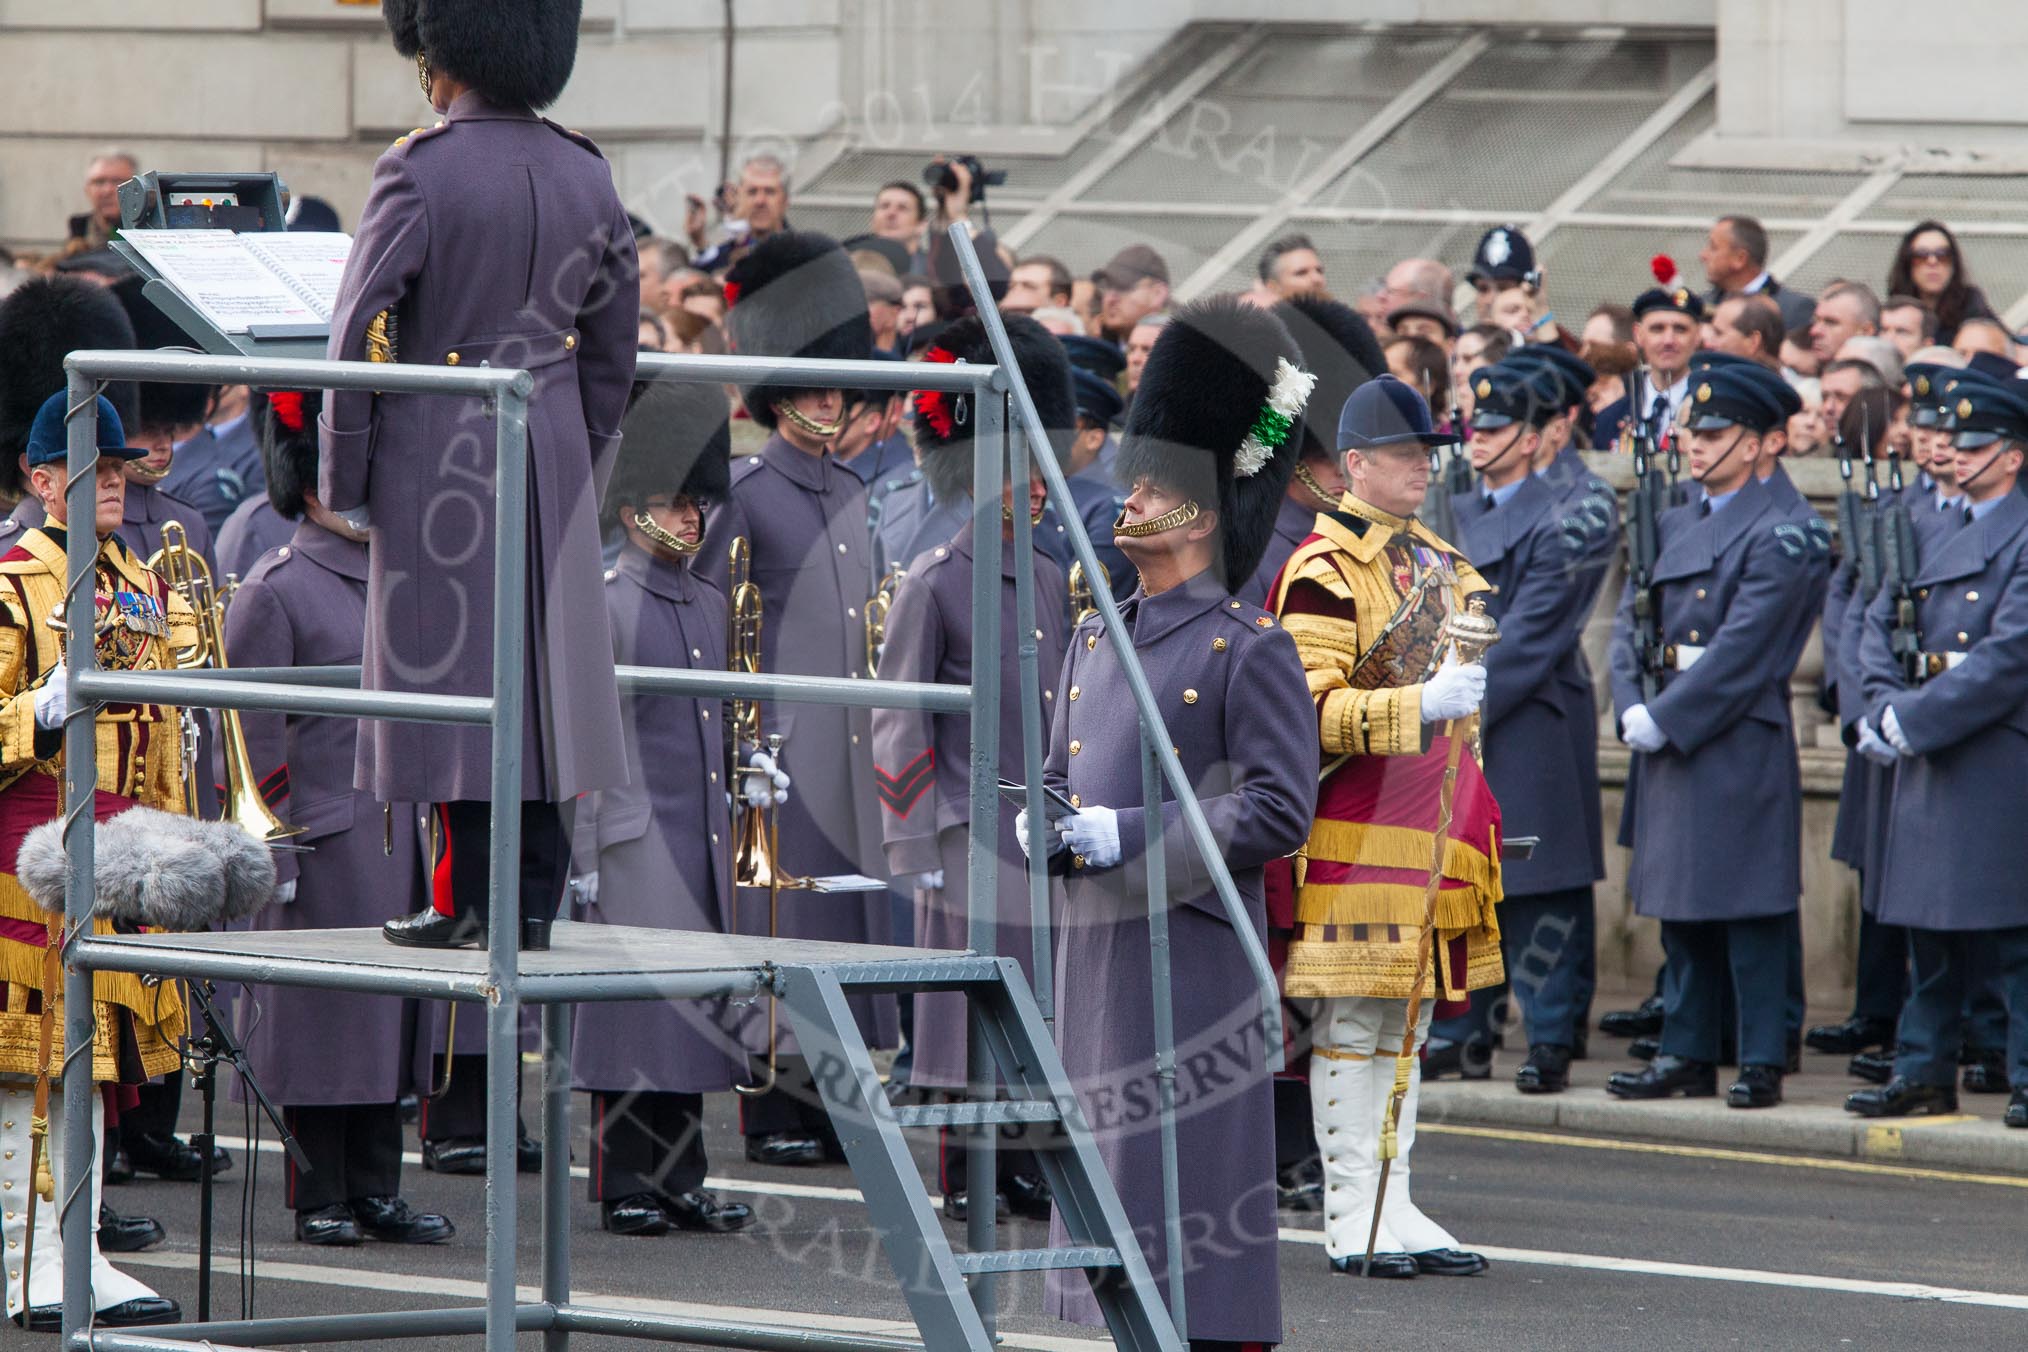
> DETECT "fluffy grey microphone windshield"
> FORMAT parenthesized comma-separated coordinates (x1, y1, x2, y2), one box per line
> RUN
(15, 807, 277, 929)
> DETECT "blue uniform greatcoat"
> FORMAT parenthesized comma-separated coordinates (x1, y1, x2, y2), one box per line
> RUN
(227, 522, 428, 1107)
(695, 434, 897, 1053)
(320, 90, 637, 805)
(1610, 475, 1823, 922)
(1862, 490, 2028, 932)
(569, 544, 745, 1095)
(1456, 476, 1603, 895)
(1041, 569, 1317, 1342)
(1538, 449, 1618, 878)
(870, 521, 1068, 1089)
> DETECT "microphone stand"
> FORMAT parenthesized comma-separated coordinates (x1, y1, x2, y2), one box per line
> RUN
(180, 977, 308, 1322)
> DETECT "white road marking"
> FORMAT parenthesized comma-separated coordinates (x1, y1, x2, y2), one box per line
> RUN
(116, 1250, 1107, 1349)
(207, 1136, 2028, 1311)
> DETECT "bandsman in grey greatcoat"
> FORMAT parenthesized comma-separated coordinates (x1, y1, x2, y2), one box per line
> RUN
(1607, 365, 1828, 1111)
(324, 0, 637, 956)
(1030, 297, 1319, 1345)
(565, 378, 756, 1237)
(227, 389, 454, 1248)
(872, 313, 1072, 1221)
(695, 229, 897, 1166)
(1846, 373, 2028, 1130)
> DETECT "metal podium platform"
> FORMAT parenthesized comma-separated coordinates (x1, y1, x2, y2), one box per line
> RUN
(44, 227, 1277, 1352)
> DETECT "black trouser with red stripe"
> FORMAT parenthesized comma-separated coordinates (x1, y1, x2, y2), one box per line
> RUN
(430, 799, 571, 929)
(588, 1090, 707, 1203)
(419, 1057, 528, 1143)
(284, 1103, 403, 1212)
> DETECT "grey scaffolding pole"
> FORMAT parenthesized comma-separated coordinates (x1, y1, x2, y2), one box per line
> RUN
(43, 294, 1256, 1349)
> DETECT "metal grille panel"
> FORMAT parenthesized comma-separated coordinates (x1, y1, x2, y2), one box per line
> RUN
(1861, 173, 2028, 225)
(1535, 224, 1803, 328)
(1581, 91, 1863, 218)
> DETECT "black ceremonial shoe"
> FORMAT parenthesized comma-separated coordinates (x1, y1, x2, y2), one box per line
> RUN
(294, 1202, 363, 1246)
(353, 1195, 454, 1244)
(127, 1131, 226, 1183)
(1276, 1173, 1323, 1213)
(602, 1193, 671, 1236)
(1727, 1064, 1784, 1109)
(1627, 1036, 1659, 1063)
(1007, 1170, 1055, 1221)
(1412, 1247, 1489, 1276)
(1329, 1252, 1418, 1279)
(1598, 995, 1663, 1038)
(944, 1191, 1010, 1222)
(1606, 1055, 1717, 1100)
(422, 1137, 487, 1175)
(1961, 1049, 2009, 1094)
(20, 1296, 182, 1331)
(1845, 1078, 1958, 1118)
(1848, 1048, 1895, 1084)
(103, 1147, 135, 1186)
(2006, 1089, 2027, 1129)
(1805, 1015, 1895, 1056)
(1423, 1036, 1490, 1082)
(384, 907, 483, 949)
(665, 1189, 754, 1233)
(99, 1204, 166, 1253)
(1514, 1044, 1571, 1095)
(745, 1132, 824, 1167)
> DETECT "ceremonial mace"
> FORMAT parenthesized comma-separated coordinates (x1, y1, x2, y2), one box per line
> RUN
(1364, 594, 1498, 1270)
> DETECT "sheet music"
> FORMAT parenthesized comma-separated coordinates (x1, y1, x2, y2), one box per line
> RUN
(119, 229, 327, 333)
(240, 231, 353, 318)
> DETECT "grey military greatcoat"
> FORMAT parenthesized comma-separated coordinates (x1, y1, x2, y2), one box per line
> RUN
(1041, 570, 1317, 1344)
(1610, 476, 1824, 922)
(569, 544, 744, 1094)
(870, 521, 1068, 1089)
(320, 89, 637, 805)
(1862, 490, 2028, 931)
(1456, 476, 1603, 894)
(227, 522, 427, 1106)
(695, 434, 896, 1053)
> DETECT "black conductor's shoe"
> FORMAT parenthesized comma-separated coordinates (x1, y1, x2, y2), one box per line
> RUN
(943, 1191, 1010, 1222)
(744, 1132, 824, 1167)
(1845, 1078, 1958, 1118)
(1598, 995, 1663, 1038)
(1961, 1049, 2009, 1094)
(2006, 1089, 2027, 1129)
(98, 1204, 166, 1253)
(1804, 1015, 1894, 1055)
(1849, 1048, 1895, 1084)
(421, 1137, 487, 1175)
(1514, 1044, 1571, 1095)
(1412, 1247, 1489, 1276)
(294, 1203, 363, 1246)
(1606, 1055, 1717, 1100)
(1330, 1252, 1418, 1279)
(602, 1194, 671, 1236)
(1006, 1170, 1054, 1221)
(383, 908, 482, 949)
(664, 1189, 754, 1233)
(1627, 1036, 1659, 1062)
(127, 1131, 227, 1182)
(1727, 1064, 1784, 1109)
(353, 1195, 454, 1245)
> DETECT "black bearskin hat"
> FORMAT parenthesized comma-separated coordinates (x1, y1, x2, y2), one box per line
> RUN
(600, 380, 732, 533)
(1114, 296, 1313, 592)
(1272, 296, 1383, 464)
(0, 276, 138, 499)
(112, 274, 214, 435)
(911, 312, 1075, 505)
(723, 231, 874, 428)
(253, 389, 323, 520)
(384, 0, 581, 110)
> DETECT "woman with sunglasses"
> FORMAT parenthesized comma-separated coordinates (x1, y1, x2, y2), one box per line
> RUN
(1887, 219, 1999, 346)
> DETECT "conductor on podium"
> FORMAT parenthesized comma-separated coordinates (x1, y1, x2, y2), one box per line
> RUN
(319, 0, 638, 950)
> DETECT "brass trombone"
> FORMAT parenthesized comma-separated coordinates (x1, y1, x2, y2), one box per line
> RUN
(864, 564, 905, 677)
(1068, 558, 1111, 624)
(147, 522, 303, 843)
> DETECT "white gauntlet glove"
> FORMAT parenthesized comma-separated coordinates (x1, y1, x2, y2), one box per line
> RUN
(1620, 703, 1667, 753)
(1419, 654, 1487, 723)
(1059, 806, 1120, 869)
(1880, 706, 1913, 757)
(271, 879, 297, 906)
(1854, 719, 1897, 767)
(567, 872, 600, 908)
(898, 870, 944, 893)
(744, 750, 791, 808)
(32, 680, 66, 731)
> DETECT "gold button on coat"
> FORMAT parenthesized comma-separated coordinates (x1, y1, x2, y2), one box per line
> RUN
(1958, 631, 1970, 643)
(1695, 588, 1707, 599)
(1212, 637, 1227, 651)
(446, 351, 461, 365)
(1183, 689, 1198, 704)
(1688, 629, 1701, 642)
(1069, 685, 1080, 700)
(564, 333, 577, 350)
(1069, 740, 1081, 755)
(1967, 590, 1980, 602)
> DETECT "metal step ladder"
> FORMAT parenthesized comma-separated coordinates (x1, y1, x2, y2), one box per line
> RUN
(777, 954, 1182, 1352)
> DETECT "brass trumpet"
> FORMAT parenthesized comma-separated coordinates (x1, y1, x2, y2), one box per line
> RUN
(1068, 558, 1111, 624)
(147, 522, 303, 843)
(864, 564, 905, 677)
